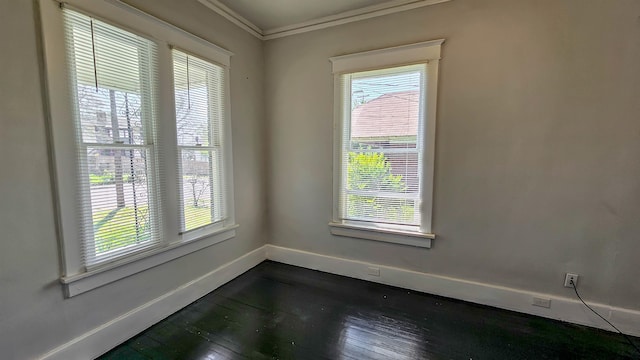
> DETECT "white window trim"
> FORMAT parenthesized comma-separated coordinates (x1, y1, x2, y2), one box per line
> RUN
(329, 39, 443, 247)
(39, 0, 236, 296)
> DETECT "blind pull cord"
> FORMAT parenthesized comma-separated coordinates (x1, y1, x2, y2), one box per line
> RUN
(124, 93, 141, 240)
(89, 18, 99, 92)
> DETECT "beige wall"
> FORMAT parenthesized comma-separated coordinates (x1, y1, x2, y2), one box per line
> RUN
(0, 0, 265, 359)
(265, 0, 640, 309)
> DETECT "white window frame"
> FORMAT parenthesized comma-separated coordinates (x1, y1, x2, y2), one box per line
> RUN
(39, 0, 236, 297)
(329, 40, 443, 249)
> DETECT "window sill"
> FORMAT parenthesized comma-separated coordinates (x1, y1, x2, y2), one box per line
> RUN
(60, 224, 238, 297)
(329, 221, 434, 248)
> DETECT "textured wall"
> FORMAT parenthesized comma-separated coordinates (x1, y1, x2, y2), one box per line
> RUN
(265, 0, 640, 309)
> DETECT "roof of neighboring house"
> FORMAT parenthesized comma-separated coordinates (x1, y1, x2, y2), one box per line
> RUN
(351, 90, 419, 139)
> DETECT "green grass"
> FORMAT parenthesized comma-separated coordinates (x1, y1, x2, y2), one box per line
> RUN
(93, 206, 151, 253)
(93, 205, 212, 253)
(184, 206, 212, 231)
(89, 172, 133, 185)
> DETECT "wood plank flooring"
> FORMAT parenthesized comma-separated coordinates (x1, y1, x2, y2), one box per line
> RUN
(99, 261, 639, 359)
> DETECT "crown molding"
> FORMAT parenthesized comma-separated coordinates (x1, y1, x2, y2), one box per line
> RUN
(263, 0, 451, 40)
(198, 0, 452, 41)
(197, 0, 263, 39)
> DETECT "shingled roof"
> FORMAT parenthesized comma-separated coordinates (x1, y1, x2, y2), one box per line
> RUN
(351, 90, 419, 139)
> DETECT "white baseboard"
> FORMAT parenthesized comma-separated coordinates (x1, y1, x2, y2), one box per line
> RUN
(39, 245, 267, 360)
(38, 243, 640, 360)
(265, 245, 640, 337)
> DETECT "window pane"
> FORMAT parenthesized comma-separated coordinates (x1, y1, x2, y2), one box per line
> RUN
(181, 149, 214, 231)
(346, 151, 419, 225)
(173, 52, 224, 147)
(67, 11, 152, 145)
(350, 70, 421, 149)
(175, 84, 211, 147)
(76, 86, 145, 145)
(342, 65, 424, 226)
(87, 147, 152, 253)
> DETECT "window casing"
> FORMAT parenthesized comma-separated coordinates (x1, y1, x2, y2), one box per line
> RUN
(329, 40, 443, 247)
(39, 0, 236, 296)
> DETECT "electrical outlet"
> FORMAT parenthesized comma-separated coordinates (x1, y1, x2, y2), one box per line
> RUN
(564, 273, 579, 288)
(367, 266, 380, 276)
(532, 297, 551, 308)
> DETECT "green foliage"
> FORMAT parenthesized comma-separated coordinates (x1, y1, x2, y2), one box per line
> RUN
(346, 151, 414, 222)
(89, 172, 114, 185)
(347, 152, 405, 192)
(89, 170, 133, 185)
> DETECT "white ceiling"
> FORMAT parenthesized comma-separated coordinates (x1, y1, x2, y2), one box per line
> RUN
(216, 0, 391, 30)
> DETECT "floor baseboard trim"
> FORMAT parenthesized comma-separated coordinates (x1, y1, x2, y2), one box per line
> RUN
(265, 245, 640, 337)
(39, 245, 267, 360)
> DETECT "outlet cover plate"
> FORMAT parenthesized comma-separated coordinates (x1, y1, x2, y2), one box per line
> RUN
(367, 266, 380, 276)
(532, 297, 551, 308)
(564, 273, 579, 288)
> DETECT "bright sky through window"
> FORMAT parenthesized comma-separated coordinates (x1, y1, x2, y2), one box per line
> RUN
(350, 71, 421, 110)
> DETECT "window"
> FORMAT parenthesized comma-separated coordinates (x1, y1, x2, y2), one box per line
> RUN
(172, 50, 227, 233)
(39, 0, 235, 296)
(341, 65, 424, 226)
(63, 9, 162, 267)
(329, 40, 443, 248)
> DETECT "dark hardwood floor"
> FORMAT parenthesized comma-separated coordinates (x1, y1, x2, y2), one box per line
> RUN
(99, 261, 639, 359)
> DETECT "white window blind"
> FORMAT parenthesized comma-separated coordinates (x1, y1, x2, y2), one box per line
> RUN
(172, 50, 227, 232)
(63, 9, 162, 267)
(338, 64, 426, 226)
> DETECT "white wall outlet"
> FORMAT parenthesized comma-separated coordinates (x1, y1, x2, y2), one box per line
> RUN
(532, 297, 551, 308)
(564, 273, 579, 288)
(367, 266, 380, 276)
